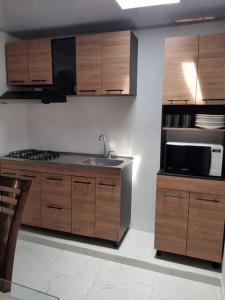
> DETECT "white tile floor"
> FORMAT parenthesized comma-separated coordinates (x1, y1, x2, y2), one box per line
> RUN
(13, 238, 223, 300)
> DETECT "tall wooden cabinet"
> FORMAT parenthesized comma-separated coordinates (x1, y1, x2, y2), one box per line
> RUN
(196, 33, 225, 104)
(76, 34, 102, 96)
(163, 36, 199, 105)
(6, 39, 52, 86)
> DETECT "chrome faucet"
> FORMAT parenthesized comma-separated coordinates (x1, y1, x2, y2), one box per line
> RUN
(98, 134, 114, 158)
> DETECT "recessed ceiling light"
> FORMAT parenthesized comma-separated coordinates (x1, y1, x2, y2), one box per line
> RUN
(116, 0, 180, 10)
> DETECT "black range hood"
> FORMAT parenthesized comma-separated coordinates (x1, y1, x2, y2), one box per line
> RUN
(0, 37, 76, 104)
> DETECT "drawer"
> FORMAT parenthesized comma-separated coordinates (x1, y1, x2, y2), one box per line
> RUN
(41, 204, 71, 233)
(157, 175, 225, 195)
(41, 174, 71, 208)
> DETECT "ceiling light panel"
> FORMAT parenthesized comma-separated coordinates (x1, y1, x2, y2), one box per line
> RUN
(116, 0, 180, 9)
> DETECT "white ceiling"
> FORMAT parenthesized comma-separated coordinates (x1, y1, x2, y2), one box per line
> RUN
(0, 0, 225, 38)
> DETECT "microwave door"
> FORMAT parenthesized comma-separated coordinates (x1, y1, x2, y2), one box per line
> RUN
(165, 145, 211, 176)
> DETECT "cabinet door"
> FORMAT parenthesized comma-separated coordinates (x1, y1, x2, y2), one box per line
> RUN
(18, 171, 41, 227)
(154, 188, 190, 255)
(41, 174, 71, 232)
(72, 176, 95, 237)
(95, 178, 121, 241)
(6, 41, 29, 85)
(163, 36, 199, 105)
(102, 31, 131, 95)
(76, 34, 102, 96)
(197, 34, 225, 104)
(28, 39, 52, 85)
(187, 193, 225, 262)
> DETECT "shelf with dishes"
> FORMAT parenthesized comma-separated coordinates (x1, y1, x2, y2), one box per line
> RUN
(163, 113, 225, 131)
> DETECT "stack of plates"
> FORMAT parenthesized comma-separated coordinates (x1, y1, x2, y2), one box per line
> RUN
(195, 114, 225, 129)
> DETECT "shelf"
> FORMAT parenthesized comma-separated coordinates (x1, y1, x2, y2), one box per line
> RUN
(162, 127, 225, 132)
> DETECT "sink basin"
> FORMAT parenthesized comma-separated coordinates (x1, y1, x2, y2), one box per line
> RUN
(81, 158, 124, 167)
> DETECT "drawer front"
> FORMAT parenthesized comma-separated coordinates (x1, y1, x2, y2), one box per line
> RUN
(41, 174, 71, 208)
(72, 176, 96, 237)
(157, 175, 225, 195)
(155, 188, 190, 255)
(187, 192, 225, 262)
(1, 168, 20, 178)
(41, 205, 71, 233)
(18, 171, 41, 227)
(95, 178, 121, 241)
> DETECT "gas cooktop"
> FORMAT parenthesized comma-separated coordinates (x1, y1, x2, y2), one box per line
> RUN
(7, 149, 60, 161)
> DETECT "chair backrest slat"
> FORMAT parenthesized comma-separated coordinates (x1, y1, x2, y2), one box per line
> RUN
(0, 175, 31, 288)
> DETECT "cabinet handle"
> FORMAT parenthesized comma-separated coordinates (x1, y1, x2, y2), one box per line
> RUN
(196, 197, 220, 203)
(162, 193, 184, 198)
(21, 174, 36, 179)
(79, 90, 97, 93)
(105, 89, 124, 94)
(46, 205, 63, 210)
(168, 99, 190, 104)
(31, 80, 47, 82)
(9, 80, 25, 83)
(98, 183, 116, 187)
(73, 180, 91, 185)
(2, 172, 17, 176)
(46, 177, 62, 181)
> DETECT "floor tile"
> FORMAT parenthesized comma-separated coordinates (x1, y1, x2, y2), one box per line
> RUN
(49, 250, 105, 282)
(94, 260, 156, 297)
(150, 273, 222, 300)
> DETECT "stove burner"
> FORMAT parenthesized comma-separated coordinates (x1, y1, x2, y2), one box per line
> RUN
(7, 149, 60, 161)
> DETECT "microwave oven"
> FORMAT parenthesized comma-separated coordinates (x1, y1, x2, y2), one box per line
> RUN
(165, 142, 224, 177)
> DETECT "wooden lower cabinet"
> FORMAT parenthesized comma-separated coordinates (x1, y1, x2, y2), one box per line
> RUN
(1, 168, 41, 227)
(187, 193, 225, 263)
(155, 175, 225, 262)
(95, 177, 121, 241)
(40, 174, 72, 232)
(155, 188, 189, 255)
(72, 176, 96, 237)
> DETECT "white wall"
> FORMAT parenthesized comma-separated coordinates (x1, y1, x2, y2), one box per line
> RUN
(0, 31, 28, 155)
(26, 20, 225, 233)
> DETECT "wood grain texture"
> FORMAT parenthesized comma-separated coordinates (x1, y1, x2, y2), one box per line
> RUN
(95, 177, 121, 241)
(40, 174, 71, 232)
(154, 188, 190, 255)
(163, 36, 199, 105)
(197, 33, 225, 104)
(18, 171, 41, 227)
(157, 175, 225, 195)
(76, 34, 102, 95)
(6, 41, 29, 85)
(187, 192, 225, 262)
(72, 176, 96, 237)
(28, 39, 52, 84)
(102, 31, 131, 95)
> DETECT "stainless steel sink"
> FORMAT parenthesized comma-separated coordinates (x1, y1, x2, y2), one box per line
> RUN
(81, 158, 124, 167)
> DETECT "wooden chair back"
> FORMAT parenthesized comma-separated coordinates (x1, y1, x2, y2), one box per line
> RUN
(0, 175, 31, 284)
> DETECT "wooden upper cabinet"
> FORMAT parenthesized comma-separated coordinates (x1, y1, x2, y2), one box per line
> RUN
(187, 192, 225, 263)
(196, 33, 225, 104)
(6, 41, 29, 85)
(76, 34, 102, 96)
(28, 39, 52, 84)
(154, 188, 190, 255)
(163, 36, 199, 105)
(102, 30, 137, 96)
